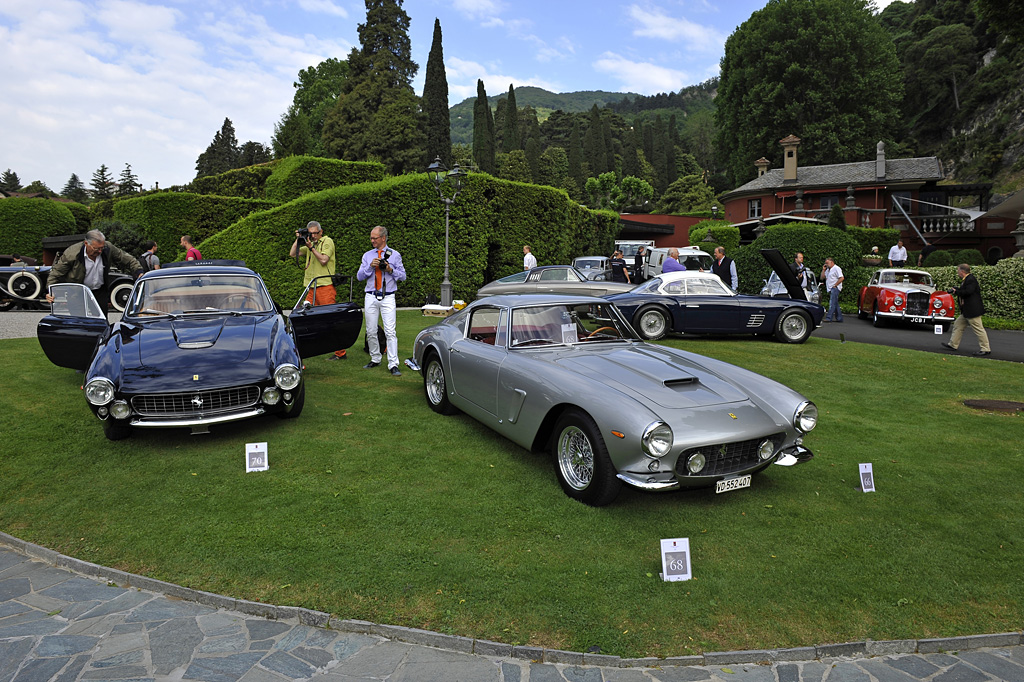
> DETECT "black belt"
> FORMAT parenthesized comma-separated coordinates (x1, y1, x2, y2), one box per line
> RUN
(367, 291, 396, 296)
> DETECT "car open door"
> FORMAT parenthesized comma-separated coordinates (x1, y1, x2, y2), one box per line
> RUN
(37, 283, 110, 370)
(290, 275, 363, 359)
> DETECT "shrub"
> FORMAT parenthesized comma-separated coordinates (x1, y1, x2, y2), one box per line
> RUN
(199, 174, 619, 306)
(953, 248, 985, 265)
(64, 202, 92, 232)
(827, 204, 847, 230)
(264, 156, 387, 203)
(689, 221, 739, 254)
(92, 219, 148, 262)
(924, 259, 1024, 321)
(924, 250, 954, 267)
(188, 164, 278, 199)
(846, 226, 900, 256)
(0, 198, 77, 259)
(112, 193, 276, 261)
(731, 222, 861, 298)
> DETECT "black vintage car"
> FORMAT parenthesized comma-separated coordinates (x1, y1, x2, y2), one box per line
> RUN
(0, 254, 134, 312)
(606, 250, 825, 343)
(37, 262, 362, 440)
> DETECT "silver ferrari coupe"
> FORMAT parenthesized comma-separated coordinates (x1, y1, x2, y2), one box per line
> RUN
(408, 294, 816, 506)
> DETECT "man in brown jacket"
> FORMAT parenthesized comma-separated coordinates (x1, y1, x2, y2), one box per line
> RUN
(46, 230, 142, 313)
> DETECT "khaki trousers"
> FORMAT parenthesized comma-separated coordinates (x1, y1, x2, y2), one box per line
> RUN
(950, 314, 990, 352)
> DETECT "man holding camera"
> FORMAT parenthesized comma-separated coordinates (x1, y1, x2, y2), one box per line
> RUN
(290, 220, 346, 360)
(357, 225, 406, 376)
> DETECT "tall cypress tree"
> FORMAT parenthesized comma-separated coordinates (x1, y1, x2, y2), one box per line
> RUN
(472, 80, 496, 174)
(422, 18, 451, 167)
(567, 119, 585, 188)
(502, 84, 520, 153)
(583, 105, 606, 175)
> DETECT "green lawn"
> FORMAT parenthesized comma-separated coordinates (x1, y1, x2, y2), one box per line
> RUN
(1, 311, 1022, 658)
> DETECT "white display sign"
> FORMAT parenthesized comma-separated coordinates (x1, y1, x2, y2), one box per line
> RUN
(246, 442, 269, 472)
(659, 538, 692, 582)
(934, 324, 944, 335)
(561, 323, 577, 344)
(859, 463, 875, 492)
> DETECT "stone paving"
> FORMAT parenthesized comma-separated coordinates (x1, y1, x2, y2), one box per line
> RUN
(2, 538, 1023, 682)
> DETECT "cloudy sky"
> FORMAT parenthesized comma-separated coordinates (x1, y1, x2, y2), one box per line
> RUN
(0, 0, 896, 192)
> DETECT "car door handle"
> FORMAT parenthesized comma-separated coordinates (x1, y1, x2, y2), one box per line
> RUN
(686, 304, 699, 308)
(450, 346, 461, 354)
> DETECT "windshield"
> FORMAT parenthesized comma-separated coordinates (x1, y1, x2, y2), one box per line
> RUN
(509, 302, 636, 348)
(574, 258, 605, 270)
(127, 274, 272, 316)
(497, 271, 530, 284)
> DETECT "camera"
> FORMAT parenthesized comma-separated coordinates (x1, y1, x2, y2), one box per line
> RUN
(377, 248, 393, 270)
(296, 227, 311, 242)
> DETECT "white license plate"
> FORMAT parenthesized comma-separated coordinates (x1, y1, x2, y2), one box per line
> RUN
(716, 475, 751, 494)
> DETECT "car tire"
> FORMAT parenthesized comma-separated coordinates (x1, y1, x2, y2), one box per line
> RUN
(857, 297, 868, 320)
(634, 305, 669, 341)
(873, 304, 886, 328)
(7, 271, 42, 300)
(551, 408, 621, 507)
(103, 419, 133, 441)
(277, 382, 305, 419)
(774, 309, 812, 344)
(109, 282, 133, 313)
(423, 352, 458, 415)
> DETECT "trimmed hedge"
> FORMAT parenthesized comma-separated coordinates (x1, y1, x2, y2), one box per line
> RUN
(847, 226, 900, 256)
(0, 198, 77, 259)
(923, 250, 955, 267)
(264, 156, 387, 203)
(188, 164, 278, 199)
(112, 193, 277, 261)
(198, 174, 619, 306)
(922, 259, 1024, 321)
(732, 223, 861, 300)
(65, 202, 92, 232)
(689, 220, 739, 255)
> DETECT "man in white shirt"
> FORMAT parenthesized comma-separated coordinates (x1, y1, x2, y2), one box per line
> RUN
(821, 257, 845, 322)
(888, 240, 907, 267)
(523, 245, 537, 270)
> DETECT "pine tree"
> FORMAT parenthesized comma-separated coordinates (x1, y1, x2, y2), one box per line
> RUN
(273, 105, 314, 157)
(422, 18, 451, 168)
(195, 118, 240, 179)
(61, 173, 89, 203)
(472, 80, 496, 174)
(0, 169, 20, 192)
(90, 164, 115, 200)
(567, 120, 585, 189)
(238, 141, 272, 166)
(502, 84, 520, 153)
(116, 163, 141, 196)
(583, 105, 606, 175)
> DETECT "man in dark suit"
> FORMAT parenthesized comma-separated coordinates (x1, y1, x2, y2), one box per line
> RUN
(711, 247, 738, 290)
(942, 263, 990, 356)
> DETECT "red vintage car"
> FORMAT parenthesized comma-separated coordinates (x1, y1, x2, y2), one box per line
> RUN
(858, 268, 955, 328)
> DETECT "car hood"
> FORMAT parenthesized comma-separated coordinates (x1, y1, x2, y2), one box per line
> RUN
(553, 343, 750, 408)
(880, 283, 936, 294)
(761, 248, 806, 300)
(137, 316, 261, 368)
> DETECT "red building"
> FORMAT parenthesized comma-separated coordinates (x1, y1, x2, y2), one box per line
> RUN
(719, 135, 1023, 263)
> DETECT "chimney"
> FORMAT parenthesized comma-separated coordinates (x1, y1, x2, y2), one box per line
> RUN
(876, 141, 886, 179)
(754, 157, 770, 177)
(779, 134, 800, 182)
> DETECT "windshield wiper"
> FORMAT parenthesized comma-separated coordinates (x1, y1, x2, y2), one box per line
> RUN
(182, 307, 242, 316)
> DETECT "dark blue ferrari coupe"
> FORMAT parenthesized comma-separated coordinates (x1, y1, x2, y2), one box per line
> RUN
(606, 250, 825, 343)
(37, 261, 362, 440)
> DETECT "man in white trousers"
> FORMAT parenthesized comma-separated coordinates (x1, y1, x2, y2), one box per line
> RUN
(356, 225, 407, 376)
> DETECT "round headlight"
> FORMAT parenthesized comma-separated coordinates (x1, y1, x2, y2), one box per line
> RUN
(263, 387, 281, 405)
(758, 439, 776, 460)
(686, 452, 706, 474)
(85, 378, 115, 406)
(794, 401, 818, 433)
(641, 422, 673, 458)
(274, 364, 301, 390)
(933, 299, 942, 309)
(110, 400, 131, 420)
(894, 295, 903, 306)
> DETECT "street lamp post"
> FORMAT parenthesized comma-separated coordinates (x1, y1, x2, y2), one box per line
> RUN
(426, 157, 467, 307)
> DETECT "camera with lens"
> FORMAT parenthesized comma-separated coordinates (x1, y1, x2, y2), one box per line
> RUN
(377, 248, 393, 270)
(297, 227, 312, 243)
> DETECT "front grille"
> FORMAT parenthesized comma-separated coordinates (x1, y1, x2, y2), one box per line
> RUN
(132, 386, 261, 417)
(675, 433, 784, 477)
(905, 291, 930, 316)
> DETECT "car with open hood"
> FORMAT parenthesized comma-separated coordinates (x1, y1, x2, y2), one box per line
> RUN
(407, 294, 816, 506)
(605, 249, 825, 343)
(36, 261, 362, 440)
(857, 268, 955, 328)
(475, 265, 636, 298)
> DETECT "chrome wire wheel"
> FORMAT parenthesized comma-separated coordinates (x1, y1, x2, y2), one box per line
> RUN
(425, 360, 446, 405)
(557, 424, 595, 491)
(781, 312, 807, 340)
(636, 306, 668, 340)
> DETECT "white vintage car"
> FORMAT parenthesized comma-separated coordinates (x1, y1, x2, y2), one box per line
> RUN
(408, 294, 816, 506)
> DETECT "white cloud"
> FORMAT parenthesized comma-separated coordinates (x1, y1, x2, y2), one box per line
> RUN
(450, 0, 505, 20)
(296, 0, 348, 18)
(445, 56, 562, 102)
(593, 51, 690, 95)
(627, 3, 725, 52)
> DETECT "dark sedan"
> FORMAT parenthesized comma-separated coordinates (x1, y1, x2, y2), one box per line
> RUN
(606, 252, 824, 343)
(37, 262, 362, 440)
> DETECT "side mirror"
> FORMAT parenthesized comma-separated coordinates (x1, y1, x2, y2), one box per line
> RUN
(302, 300, 313, 311)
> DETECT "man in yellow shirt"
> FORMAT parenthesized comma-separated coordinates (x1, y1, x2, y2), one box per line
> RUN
(290, 220, 346, 359)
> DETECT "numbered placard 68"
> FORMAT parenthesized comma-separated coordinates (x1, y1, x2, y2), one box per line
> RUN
(660, 538, 692, 582)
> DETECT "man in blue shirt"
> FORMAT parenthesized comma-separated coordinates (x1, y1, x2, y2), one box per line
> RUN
(357, 226, 407, 376)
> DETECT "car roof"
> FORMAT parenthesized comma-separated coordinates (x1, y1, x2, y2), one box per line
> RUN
(877, 268, 929, 275)
(139, 265, 258, 280)
(472, 293, 609, 307)
(652, 270, 718, 283)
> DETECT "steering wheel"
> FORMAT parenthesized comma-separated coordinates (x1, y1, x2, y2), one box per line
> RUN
(224, 294, 254, 310)
(587, 326, 618, 338)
